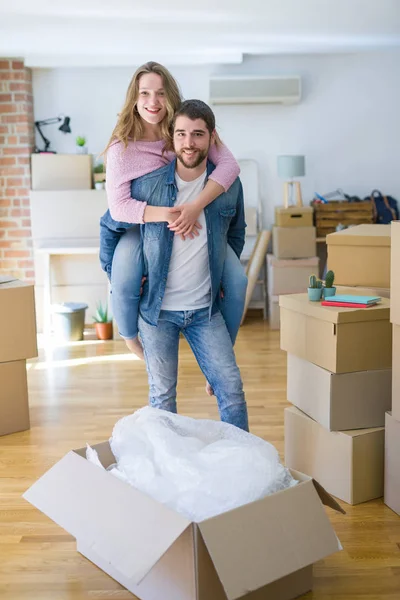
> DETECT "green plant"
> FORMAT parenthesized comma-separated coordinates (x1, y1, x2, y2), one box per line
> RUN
(93, 162, 104, 174)
(76, 135, 86, 147)
(325, 270, 335, 288)
(309, 274, 322, 289)
(92, 301, 111, 323)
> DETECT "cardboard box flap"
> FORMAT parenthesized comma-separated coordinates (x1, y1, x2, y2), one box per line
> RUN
(327, 224, 391, 247)
(198, 478, 341, 600)
(0, 275, 18, 284)
(23, 450, 191, 584)
(312, 479, 346, 514)
(279, 293, 390, 323)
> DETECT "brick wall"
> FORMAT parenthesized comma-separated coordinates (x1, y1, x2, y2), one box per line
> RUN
(0, 58, 35, 283)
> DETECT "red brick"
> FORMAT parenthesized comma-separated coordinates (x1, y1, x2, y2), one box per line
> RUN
(0, 136, 5, 145)
(0, 219, 19, 228)
(5, 188, 16, 197)
(0, 157, 16, 166)
(0, 199, 11, 207)
(0, 61, 10, 70)
(14, 93, 32, 102)
(7, 229, 31, 238)
(25, 271, 35, 280)
(0, 125, 8, 133)
(5, 177, 23, 187)
(0, 240, 17, 248)
(12, 198, 21, 206)
(22, 219, 31, 228)
(0, 94, 12, 102)
(9, 82, 30, 92)
(3, 146, 28, 155)
(0, 71, 26, 81)
(22, 198, 31, 206)
(4, 249, 31, 258)
(0, 167, 24, 176)
(16, 188, 29, 196)
(10, 208, 30, 217)
(1, 114, 29, 124)
(12, 61, 24, 70)
(17, 156, 30, 165)
(0, 103, 17, 114)
(0, 259, 18, 269)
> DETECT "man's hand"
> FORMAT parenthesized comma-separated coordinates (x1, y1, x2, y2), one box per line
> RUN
(167, 202, 203, 239)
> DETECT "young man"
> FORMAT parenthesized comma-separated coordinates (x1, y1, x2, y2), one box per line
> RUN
(101, 100, 248, 431)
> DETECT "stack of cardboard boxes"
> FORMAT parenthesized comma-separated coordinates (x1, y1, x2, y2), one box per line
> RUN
(0, 277, 38, 437)
(269, 205, 318, 329)
(385, 221, 400, 515)
(281, 224, 393, 505)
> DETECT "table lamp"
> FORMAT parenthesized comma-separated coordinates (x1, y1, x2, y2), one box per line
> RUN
(277, 155, 306, 207)
(34, 115, 71, 153)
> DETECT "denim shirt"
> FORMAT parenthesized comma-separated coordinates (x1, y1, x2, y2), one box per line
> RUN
(99, 159, 246, 326)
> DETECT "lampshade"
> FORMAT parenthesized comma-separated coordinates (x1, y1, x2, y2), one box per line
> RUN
(59, 116, 71, 133)
(277, 155, 305, 179)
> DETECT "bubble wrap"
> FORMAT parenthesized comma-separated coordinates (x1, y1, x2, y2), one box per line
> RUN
(86, 406, 298, 522)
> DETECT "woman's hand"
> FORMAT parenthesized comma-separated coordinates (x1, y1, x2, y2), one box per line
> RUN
(167, 202, 203, 239)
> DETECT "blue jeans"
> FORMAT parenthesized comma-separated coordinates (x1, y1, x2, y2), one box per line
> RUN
(110, 226, 247, 344)
(138, 308, 249, 431)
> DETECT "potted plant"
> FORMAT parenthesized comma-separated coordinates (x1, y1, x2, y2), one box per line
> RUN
(76, 135, 88, 154)
(323, 270, 336, 298)
(93, 162, 105, 190)
(92, 301, 113, 340)
(308, 274, 323, 301)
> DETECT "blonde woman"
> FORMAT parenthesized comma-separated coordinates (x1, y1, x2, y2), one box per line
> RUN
(100, 62, 247, 370)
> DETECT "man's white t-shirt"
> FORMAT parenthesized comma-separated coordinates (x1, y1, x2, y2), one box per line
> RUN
(161, 170, 211, 311)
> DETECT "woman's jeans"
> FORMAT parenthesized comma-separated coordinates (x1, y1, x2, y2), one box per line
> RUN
(110, 226, 248, 344)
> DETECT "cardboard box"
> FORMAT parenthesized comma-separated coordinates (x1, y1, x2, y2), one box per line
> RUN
(268, 294, 280, 330)
(275, 206, 313, 228)
(0, 277, 38, 363)
(391, 325, 400, 421)
(0, 360, 30, 436)
(279, 293, 392, 374)
(390, 221, 400, 325)
(23, 441, 343, 600)
(267, 254, 319, 295)
(384, 411, 400, 516)
(327, 224, 391, 288)
(31, 153, 93, 190)
(285, 406, 385, 505)
(287, 354, 392, 431)
(272, 227, 316, 260)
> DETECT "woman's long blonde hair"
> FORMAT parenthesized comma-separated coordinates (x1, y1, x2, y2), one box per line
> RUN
(103, 61, 182, 157)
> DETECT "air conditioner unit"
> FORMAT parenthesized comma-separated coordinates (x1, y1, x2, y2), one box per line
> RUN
(209, 75, 301, 105)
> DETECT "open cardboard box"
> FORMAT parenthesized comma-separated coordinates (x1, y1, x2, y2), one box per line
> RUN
(23, 440, 343, 600)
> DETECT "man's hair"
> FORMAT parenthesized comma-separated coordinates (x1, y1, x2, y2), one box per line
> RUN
(173, 99, 216, 135)
(168, 99, 222, 151)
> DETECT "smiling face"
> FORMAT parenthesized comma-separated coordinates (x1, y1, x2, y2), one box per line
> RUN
(173, 115, 213, 169)
(136, 72, 167, 126)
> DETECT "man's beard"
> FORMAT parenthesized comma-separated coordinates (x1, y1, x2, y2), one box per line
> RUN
(176, 147, 209, 169)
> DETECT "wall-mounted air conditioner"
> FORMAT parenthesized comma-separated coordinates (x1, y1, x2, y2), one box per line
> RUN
(209, 75, 301, 105)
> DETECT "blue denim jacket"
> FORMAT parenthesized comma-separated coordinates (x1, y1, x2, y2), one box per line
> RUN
(99, 159, 246, 326)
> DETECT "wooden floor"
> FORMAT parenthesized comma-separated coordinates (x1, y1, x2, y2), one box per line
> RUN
(1, 315, 400, 600)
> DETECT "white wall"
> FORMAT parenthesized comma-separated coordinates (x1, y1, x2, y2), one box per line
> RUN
(32, 51, 400, 227)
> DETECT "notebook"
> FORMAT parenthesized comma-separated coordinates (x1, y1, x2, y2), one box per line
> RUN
(322, 301, 377, 308)
(325, 294, 381, 305)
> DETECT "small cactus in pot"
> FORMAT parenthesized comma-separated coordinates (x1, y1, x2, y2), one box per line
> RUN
(308, 274, 323, 301)
(323, 270, 336, 298)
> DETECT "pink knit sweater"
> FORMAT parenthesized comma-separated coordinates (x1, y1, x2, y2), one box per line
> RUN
(105, 139, 240, 224)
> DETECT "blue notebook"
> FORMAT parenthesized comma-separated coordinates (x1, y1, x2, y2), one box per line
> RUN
(327, 294, 381, 305)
